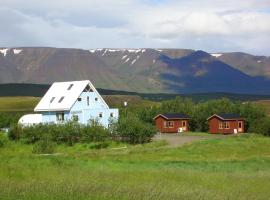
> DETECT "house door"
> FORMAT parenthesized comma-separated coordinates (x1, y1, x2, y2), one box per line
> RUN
(238, 121, 243, 132)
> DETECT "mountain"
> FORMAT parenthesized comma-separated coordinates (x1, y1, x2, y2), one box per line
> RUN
(0, 47, 270, 94)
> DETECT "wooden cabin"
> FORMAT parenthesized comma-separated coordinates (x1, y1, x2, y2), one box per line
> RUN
(154, 113, 189, 133)
(207, 114, 245, 134)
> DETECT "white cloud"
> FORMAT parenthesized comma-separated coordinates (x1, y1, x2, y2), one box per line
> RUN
(0, 0, 269, 55)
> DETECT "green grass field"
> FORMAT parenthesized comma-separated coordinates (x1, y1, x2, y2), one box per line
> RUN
(0, 97, 40, 112)
(0, 134, 270, 199)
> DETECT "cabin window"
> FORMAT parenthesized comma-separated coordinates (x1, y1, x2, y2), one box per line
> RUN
(78, 98, 82, 102)
(58, 96, 65, 103)
(67, 84, 73, 90)
(99, 112, 103, 118)
(56, 112, 65, 122)
(95, 97, 98, 101)
(87, 96, 90, 106)
(219, 122, 230, 129)
(50, 97, 55, 103)
(164, 121, 174, 128)
(238, 122, 242, 128)
(182, 121, 186, 127)
(110, 113, 114, 117)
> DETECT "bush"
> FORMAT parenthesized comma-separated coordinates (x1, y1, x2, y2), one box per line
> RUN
(81, 120, 110, 143)
(88, 141, 109, 149)
(8, 124, 23, 140)
(0, 132, 8, 148)
(117, 115, 156, 144)
(32, 137, 56, 154)
(249, 117, 270, 136)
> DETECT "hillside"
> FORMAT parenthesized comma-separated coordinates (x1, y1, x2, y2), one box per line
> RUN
(1, 47, 270, 94)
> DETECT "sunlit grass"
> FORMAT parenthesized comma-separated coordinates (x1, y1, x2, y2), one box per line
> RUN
(0, 134, 270, 199)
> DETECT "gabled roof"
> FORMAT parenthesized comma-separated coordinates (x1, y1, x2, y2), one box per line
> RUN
(34, 80, 109, 112)
(154, 113, 189, 120)
(207, 113, 243, 121)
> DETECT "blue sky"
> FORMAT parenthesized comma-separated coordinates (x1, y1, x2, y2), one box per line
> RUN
(0, 0, 270, 55)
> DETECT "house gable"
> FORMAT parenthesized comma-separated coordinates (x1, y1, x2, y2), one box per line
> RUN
(34, 80, 108, 112)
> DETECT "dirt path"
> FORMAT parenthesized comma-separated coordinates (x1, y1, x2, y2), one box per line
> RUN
(153, 133, 227, 147)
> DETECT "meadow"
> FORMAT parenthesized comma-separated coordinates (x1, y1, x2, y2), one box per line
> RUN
(0, 133, 270, 200)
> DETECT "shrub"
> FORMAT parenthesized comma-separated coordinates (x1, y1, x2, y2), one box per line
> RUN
(81, 120, 110, 143)
(0, 132, 8, 148)
(88, 141, 109, 149)
(117, 115, 156, 144)
(249, 117, 270, 136)
(8, 124, 23, 140)
(32, 137, 56, 154)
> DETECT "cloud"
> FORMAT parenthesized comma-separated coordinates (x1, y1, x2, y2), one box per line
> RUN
(0, 0, 269, 55)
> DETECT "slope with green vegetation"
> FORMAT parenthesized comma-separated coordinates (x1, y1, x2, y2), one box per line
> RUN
(0, 134, 270, 199)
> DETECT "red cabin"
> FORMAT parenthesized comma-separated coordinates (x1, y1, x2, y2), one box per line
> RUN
(207, 114, 245, 134)
(154, 113, 189, 133)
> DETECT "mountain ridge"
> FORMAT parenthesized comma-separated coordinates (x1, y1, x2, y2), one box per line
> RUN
(0, 47, 270, 94)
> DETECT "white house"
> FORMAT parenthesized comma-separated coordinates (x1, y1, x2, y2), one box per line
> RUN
(19, 80, 119, 127)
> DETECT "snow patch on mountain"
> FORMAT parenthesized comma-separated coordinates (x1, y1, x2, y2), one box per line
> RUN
(211, 53, 222, 58)
(0, 48, 9, 56)
(122, 55, 127, 60)
(13, 49, 22, 54)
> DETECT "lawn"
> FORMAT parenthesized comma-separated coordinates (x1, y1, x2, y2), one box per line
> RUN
(0, 134, 270, 199)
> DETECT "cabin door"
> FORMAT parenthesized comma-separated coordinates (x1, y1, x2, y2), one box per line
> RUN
(238, 121, 243, 132)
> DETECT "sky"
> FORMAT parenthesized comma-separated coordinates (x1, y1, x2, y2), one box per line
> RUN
(0, 0, 270, 55)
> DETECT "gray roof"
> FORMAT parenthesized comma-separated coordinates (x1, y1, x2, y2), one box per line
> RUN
(208, 113, 243, 120)
(154, 113, 189, 119)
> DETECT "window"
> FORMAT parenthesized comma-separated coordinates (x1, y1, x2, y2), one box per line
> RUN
(67, 84, 73, 90)
(58, 96, 65, 103)
(87, 96, 89, 106)
(50, 97, 55, 103)
(95, 97, 98, 101)
(56, 112, 64, 122)
(164, 121, 174, 128)
(219, 122, 230, 129)
(99, 112, 103, 118)
(182, 121, 186, 127)
(72, 115, 79, 122)
(110, 113, 114, 117)
(78, 98, 82, 102)
(238, 122, 242, 128)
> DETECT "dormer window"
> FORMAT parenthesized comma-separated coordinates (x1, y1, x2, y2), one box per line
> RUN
(50, 97, 55, 103)
(58, 96, 65, 103)
(67, 84, 74, 90)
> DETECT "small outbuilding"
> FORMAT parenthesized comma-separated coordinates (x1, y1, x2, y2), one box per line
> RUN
(154, 113, 189, 133)
(207, 113, 245, 134)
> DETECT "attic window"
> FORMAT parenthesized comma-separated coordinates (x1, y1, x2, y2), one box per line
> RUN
(84, 85, 93, 92)
(50, 97, 55, 103)
(58, 96, 65, 103)
(67, 84, 74, 90)
(95, 97, 98, 101)
(78, 98, 82, 102)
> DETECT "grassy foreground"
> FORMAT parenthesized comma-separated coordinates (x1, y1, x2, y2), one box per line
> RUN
(0, 134, 270, 199)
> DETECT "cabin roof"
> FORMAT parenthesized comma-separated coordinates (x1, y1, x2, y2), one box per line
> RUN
(207, 113, 243, 121)
(154, 113, 189, 120)
(34, 80, 108, 112)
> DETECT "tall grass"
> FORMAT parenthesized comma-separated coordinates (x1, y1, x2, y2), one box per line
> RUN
(0, 134, 270, 199)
